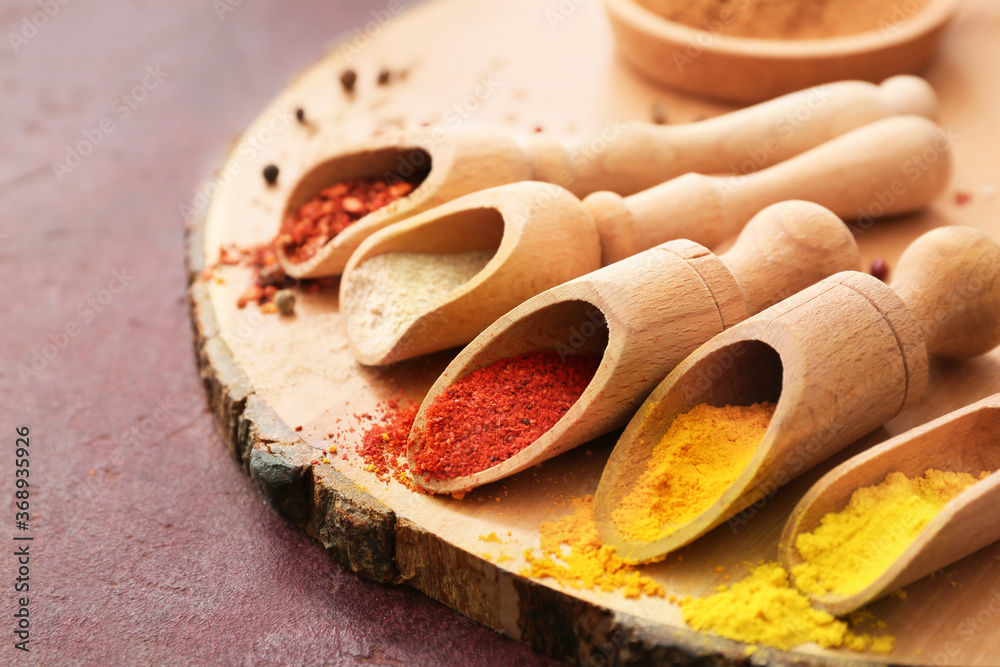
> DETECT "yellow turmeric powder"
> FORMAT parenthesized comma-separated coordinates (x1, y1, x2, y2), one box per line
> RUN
(681, 562, 895, 653)
(521, 495, 665, 599)
(793, 469, 986, 597)
(613, 402, 775, 542)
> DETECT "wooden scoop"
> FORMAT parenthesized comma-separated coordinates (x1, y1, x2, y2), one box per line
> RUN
(406, 200, 860, 494)
(342, 115, 951, 365)
(779, 393, 1000, 616)
(593, 226, 1000, 564)
(280, 75, 938, 278)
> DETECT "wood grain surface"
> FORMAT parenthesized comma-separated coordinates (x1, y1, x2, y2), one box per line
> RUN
(189, 0, 1000, 664)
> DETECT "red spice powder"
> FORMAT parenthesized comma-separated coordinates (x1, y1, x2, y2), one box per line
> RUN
(278, 177, 415, 264)
(410, 350, 601, 481)
(358, 403, 421, 490)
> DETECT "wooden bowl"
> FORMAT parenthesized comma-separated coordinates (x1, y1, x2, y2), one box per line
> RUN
(604, 0, 960, 104)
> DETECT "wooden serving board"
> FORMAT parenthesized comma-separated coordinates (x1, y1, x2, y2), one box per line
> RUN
(186, 0, 1000, 664)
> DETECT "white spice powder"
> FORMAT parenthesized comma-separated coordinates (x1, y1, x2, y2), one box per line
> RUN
(344, 250, 494, 358)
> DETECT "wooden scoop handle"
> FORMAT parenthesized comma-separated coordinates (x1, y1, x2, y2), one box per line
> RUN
(524, 76, 938, 197)
(890, 226, 1000, 359)
(585, 115, 952, 265)
(719, 201, 860, 315)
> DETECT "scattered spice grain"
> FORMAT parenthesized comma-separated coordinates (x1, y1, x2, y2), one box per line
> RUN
(612, 402, 775, 542)
(262, 164, 279, 186)
(377, 69, 391, 86)
(273, 289, 296, 316)
(339, 68, 357, 93)
(411, 350, 601, 481)
(295, 107, 306, 124)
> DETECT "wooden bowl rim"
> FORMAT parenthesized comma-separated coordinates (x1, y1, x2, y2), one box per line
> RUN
(604, 0, 962, 59)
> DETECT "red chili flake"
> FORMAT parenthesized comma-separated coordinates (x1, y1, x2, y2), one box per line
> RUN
(410, 350, 600, 481)
(277, 177, 416, 265)
(295, 425, 303, 432)
(358, 403, 423, 491)
(870, 257, 890, 282)
(955, 191, 972, 206)
(533, 125, 543, 133)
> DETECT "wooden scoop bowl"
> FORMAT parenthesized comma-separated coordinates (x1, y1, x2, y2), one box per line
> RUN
(779, 393, 1000, 616)
(342, 115, 951, 365)
(279, 75, 938, 278)
(594, 226, 1000, 564)
(406, 200, 860, 494)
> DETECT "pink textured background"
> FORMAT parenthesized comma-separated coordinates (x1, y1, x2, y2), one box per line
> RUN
(0, 1, 555, 664)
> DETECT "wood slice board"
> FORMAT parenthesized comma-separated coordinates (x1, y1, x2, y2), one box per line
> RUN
(185, 0, 1000, 664)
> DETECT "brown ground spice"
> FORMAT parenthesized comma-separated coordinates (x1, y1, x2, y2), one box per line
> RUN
(637, 0, 931, 40)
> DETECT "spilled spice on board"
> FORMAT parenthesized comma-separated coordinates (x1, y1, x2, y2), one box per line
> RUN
(356, 400, 425, 492)
(521, 495, 665, 599)
(211, 242, 336, 310)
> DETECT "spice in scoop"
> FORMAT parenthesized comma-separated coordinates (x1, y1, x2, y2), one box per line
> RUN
(612, 402, 775, 542)
(279, 176, 417, 264)
(411, 350, 601, 481)
(792, 469, 987, 597)
(344, 250, 494, 353)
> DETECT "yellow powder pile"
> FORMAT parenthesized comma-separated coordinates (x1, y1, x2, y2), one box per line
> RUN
(637, 0, 931, 40)
(681, 562, 895, 653)
(521, 495, 665, 599)
(612, 402, 775, 542)
(792, 469, 986, 597)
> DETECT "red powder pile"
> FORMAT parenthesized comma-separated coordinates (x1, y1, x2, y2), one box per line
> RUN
(358, 403, 420, 490)
(278, 177, 415, 264)
(410, 350, 601, 481)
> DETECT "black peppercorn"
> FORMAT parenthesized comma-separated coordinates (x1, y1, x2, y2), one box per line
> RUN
(295, 108, 305, 123)
(377, 69, 390, 86)
(339, 69, 357, 94)
(262, 164, 279, 185)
